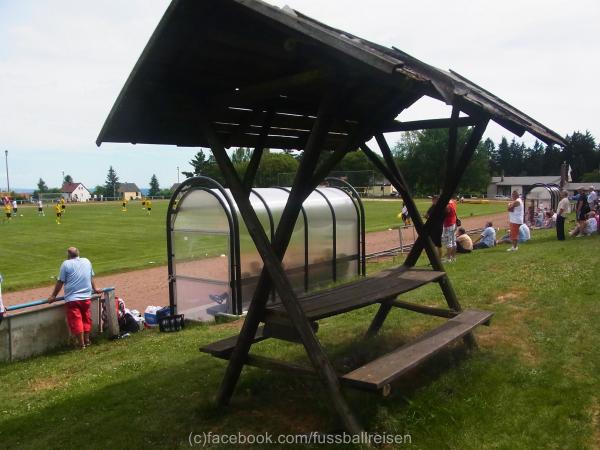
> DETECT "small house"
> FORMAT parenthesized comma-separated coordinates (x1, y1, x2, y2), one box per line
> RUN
(61, 182, 91, 202)
(118, 183, 141, 200)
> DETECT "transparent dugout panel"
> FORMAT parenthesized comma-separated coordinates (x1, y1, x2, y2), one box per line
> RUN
(174, 277, 229, 320)
(303, 190, 334, 289)
(172, 231, 229, 281)
(319, 188, 359, 280)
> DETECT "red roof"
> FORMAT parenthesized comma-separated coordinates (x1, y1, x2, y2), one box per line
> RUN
(61, 182, 84, 193)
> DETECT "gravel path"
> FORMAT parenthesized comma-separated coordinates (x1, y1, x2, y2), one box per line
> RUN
(4, 211, 509, 313)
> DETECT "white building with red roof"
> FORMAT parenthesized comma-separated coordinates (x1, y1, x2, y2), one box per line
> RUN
(61, 182, 91, 202)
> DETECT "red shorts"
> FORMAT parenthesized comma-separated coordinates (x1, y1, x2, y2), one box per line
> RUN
(510, 223, 520, 241)
(65, 300, 92, 334)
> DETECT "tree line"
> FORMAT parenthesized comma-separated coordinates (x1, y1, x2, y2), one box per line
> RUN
(33, 167, 169, 198)
(179, 129, 599, 196)
(31, 128, 599, 199)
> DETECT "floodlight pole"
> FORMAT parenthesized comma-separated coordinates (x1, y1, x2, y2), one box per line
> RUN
(4, 150, 9, 194)
(177, 166, 180, 183)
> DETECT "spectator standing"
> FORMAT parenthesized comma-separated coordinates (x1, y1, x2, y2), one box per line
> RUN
(575, 187, 590, 231)
(47, 247, 102, 349)
(456, 227, 473, 253)
(441, 198, 457, 262)
(507, 191, 524, 252)
(556, 190, 570, 241)
(588, 186, 597, 210)
(473, 221, 496, 249)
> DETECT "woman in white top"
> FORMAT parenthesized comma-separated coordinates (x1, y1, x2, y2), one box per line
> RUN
(507, 191, 524, 251)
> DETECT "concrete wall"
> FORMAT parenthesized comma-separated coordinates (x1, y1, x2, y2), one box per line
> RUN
(0, 298, 101, 363)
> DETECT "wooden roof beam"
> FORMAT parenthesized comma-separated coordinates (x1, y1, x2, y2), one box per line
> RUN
(382, 116, 477, 133)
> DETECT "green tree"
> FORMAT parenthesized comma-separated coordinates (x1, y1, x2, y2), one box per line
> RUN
(37, 178, 48, 193)
(332, 150, 375, 187)
(93, 185, 106, 196)
(63, 174, 73, 184)
(393, 128, 490, 195)
(255, 150, 299, 187)
(148, 174, 160, 196)
(104, 166, 120, 199)
(563, 131, 598, 182)
(182, 150, 211, 178)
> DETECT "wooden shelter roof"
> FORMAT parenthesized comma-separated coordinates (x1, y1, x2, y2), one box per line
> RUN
(96, 0, 566, 150)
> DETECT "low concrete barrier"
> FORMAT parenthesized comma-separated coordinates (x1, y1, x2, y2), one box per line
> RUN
(0, 288, 117, 363)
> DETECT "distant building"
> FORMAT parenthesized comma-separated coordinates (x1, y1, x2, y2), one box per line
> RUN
(486, 176, 561, 198)
(118, 183, 141, 200)
(563, 182, 600, 195)
(61, 182, 91, 202)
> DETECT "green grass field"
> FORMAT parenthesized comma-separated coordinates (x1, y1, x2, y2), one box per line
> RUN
(1, 199, 505, 292)
(362, 199, 506, 233)
(1, 227, 599, 449)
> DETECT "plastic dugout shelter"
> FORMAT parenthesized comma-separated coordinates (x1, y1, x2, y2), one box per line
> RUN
(167, 176, 365, 321)
(524, 183, 561, 210)
(96, 0, 566, 433)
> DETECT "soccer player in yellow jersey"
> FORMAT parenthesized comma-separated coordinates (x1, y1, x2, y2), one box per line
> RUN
(55, 202, 63, 224)
(146, 199, 152, 216)
(2, 202, 11, 223)
(121, 199, 128, 211)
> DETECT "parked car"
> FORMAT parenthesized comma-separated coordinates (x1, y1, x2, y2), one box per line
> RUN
(494, 195, 510, 200)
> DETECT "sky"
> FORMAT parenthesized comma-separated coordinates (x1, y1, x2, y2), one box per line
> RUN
(1, 0, 598, 190)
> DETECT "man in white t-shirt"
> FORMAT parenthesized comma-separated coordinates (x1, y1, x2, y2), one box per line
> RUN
(556, 190, 570, 241)
(588, 186, 597, 208)
(507, 191, 524, 251)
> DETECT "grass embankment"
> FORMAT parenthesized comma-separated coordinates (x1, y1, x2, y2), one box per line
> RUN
(1, 227, 598, 449)
(1, 200, 503, 292)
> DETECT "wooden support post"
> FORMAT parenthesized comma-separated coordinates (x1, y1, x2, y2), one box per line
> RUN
(404, 118, 490, 268)
(103, 289, 119, 339)
(199, 88, 363, 433)
(242, 109, 275, 191)
(365, 300, 394, 338)
(199, 118, 363, 434)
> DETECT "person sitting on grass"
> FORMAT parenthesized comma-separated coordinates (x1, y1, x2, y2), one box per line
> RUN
(455, 227, 473, 253)
(497, 223, 531, 245)
(570, 211, 598, 237)
(472, 221, 496, 250)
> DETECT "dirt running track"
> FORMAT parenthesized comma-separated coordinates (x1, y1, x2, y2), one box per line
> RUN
(4, 212, 509, 313)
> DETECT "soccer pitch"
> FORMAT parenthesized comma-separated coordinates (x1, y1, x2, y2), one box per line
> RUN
(1, 201, 171, 292)
(0, 198, 506, 292)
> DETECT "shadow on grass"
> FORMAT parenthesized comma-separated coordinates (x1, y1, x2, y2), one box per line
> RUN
(1, 323, 487, 450)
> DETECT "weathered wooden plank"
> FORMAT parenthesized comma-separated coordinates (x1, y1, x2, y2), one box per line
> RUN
(200, 326, 268, 358)
(389, 299, 459, 319)
(341, 309, 493, 390)
(265, 268, 445, 321)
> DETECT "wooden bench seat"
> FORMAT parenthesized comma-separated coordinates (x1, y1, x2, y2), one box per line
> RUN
(200, 326, 267, 358)
(265, 267, 446, 323)
(340, 309, 493, 391)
